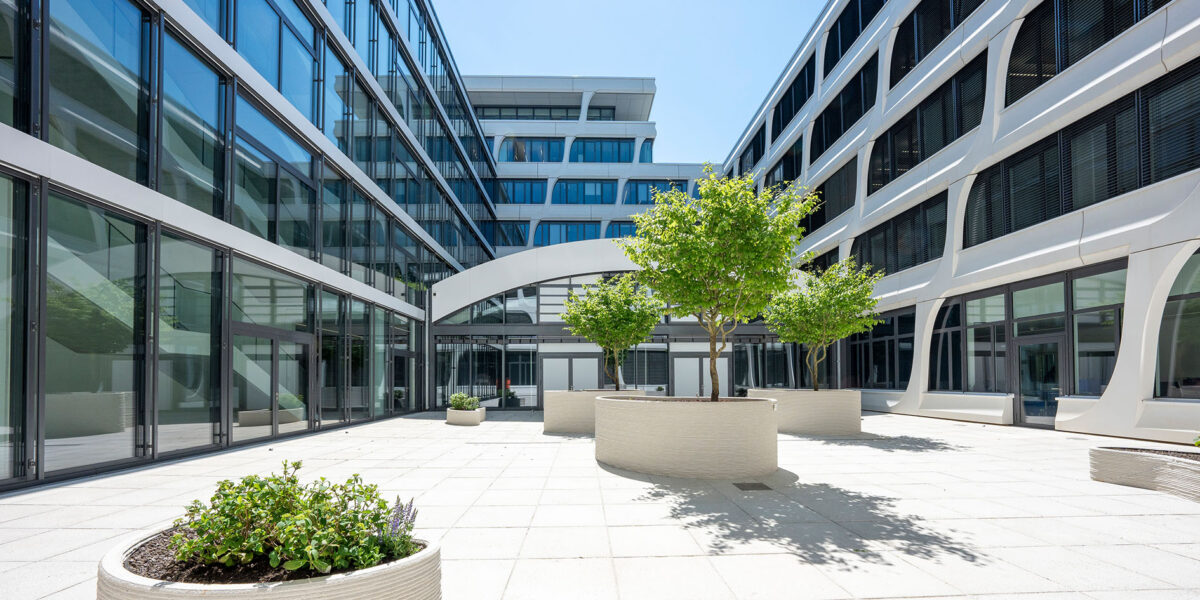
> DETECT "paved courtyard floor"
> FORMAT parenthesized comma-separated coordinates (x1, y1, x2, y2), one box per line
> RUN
(2, 411, 1199, 600)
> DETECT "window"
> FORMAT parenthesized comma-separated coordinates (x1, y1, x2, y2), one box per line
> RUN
(231, 257, 312, 333)
(890, 0, 982, 86)
(160, 34, 224, 217)
(1006, 0, 1147, 106)
(806, 157, 857, 235)
(533, 221, 600, 246)
(639, 139, 654, 163)
(766, 138, 803, 188)
(323, 46, 351, 154)
(500, 179, 547, 204)
(1157, 251, 1200, 399)
(48, 0, 150, 183)
(237, 0, 316, 120)
(231, 96, 316, 257)
(929, 301, 963, 391)
(851, 191, 947, 274)
(811, 53, 878, 164)
(1, 0, 24, 129)
(157, 234, 221, 453)
(319, 290, 346, 423)
(605, 221, 637, 238)
(570, 138, 634, 163)
(553, 180, 617, 205)
(182, 0, 223, 34)
(0, 175, 25, 480)
(623, 180, 686, 205)
(823, 0, 888, 76)
(477, 106, 580, 120)
(966, 56, 1200, 247)
(772, 55, 816, 142)
(739, 125, 766, 175)
(497, 137, 564, 162)
(870, 52, 987, 193)
(587, 106, 615, 121)
(480, 221, 529, 246)
(804, 248, 839, 273)
(44, 192, 147, 472)
(321, 169, 347, 273)
(845, 307, 915, 390)
(1073, 268, 1125, 395)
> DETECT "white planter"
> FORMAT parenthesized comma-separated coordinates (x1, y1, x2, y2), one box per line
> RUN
(595, 396, 778, 479)
(1090, 447, 1200, 503)
(446, 408, 484, 426)
(97, 533, 441, 599)
(544, 389, 644, 434)
(748, 388, 861, 435)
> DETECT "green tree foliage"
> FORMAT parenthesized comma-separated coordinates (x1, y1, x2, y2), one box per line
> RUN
(764, 259, 884, 391)
(621, 166, 818, 400)
(562, 273, 664, 391)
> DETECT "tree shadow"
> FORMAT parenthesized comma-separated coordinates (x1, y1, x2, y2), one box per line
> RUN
(806, 433, 962, 453)
(602, 465, 978, 567)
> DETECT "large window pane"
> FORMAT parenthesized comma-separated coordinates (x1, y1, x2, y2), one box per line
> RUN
(1074, 309, 1119, 396)
(231, 258, 310, 332)
(348, 299, 369, 420)
(1073, 269, 1126, 310)
(0, 175, 25, 479)
(1013, 282, 1065, 319)
(319, 291, 344, 423)
(276, 340, 309, 434)
(1148, 66, 1200, 184)
(277, 169, 313, 257)
(157, 234, 220, 453)
(45, 193, 145, 472)
(231, 140, 274, 241)
(235, 0, 279, 89)
(232, 334, 271, 441)
(160, 35, 223, 217)
(48, 0, 148, 182)
(321, 172, 346, 272)
(279, 29, 315, 121)
(1, 0, 23, 128)
(182, 0, 222, 34)
(1158, 297, 1200, 399)
(372, 305, 387, 416)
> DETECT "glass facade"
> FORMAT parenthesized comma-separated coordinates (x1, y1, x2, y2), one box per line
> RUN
(532, 221, 600, 246)
(1157, 252, 1200, 399)
(569, 138, 634, 163)
(623, 180, 687, 205)
(553, 180, 617, 205)
(851, 192, 947, 274)
(811, 53, 878, 164)
(0, 175, 23, 480)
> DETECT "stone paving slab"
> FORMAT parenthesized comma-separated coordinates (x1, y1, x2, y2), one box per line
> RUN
(1, 410, 1199, 599)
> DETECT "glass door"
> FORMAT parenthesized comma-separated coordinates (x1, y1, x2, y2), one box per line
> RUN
(1016, 338, 1064, 426)
(231, 330, 312, 442)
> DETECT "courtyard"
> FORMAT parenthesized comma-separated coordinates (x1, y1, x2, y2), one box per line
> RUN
(2, 411, 1199, 600)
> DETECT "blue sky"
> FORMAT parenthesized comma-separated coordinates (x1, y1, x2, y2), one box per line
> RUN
(433, 0, 823, 165)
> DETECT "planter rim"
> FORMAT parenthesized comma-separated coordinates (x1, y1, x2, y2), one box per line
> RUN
(598, 395, 775, 404)
(100, 529, 439, 592)
(1094, 447, 1200, 462)
(446, 408, 483, 413)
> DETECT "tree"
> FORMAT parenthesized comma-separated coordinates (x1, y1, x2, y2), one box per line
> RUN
(621, 166, 817, 400)
(561, 273, 664, 391)
(763, 259, 884, 391)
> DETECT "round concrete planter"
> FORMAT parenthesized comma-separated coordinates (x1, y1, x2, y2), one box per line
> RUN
(595, 396, 778, 479)
(446, 408, 484, 426)
(97, 533, 441, 599)
(544, 389, 644, 434)
(748, 388, 861, 435)
(1090, 447, 1200, 503)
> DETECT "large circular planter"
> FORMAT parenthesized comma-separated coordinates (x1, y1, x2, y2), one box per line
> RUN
(544, 389, 644, 434)
(748, 388, 861, 435)
(595, 396, 778, 479)
(446, 408, 484, 426)
(97, 532, 441, 599)
(1090, 447, 1200, 503)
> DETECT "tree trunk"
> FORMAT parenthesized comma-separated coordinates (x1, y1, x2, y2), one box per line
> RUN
(708, 335, 720, 402)
(606, 349, 621, 391)
(808, 346, 820, 392)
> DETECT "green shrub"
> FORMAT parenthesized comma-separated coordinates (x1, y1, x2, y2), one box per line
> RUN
(449, 392, 479, 411)
(169, 461, 419, 574)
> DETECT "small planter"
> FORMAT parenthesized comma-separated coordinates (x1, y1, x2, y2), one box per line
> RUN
(1090, 447, 1200, 503)
(544, 389, 644, 434)
(595, 396, 778, 479)
(748, 388, 861, 435)
(446, 408, 484, 426)
(97, 531, 441, 599)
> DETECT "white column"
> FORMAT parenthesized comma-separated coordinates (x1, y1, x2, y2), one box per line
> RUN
(579, 90, 595, 122)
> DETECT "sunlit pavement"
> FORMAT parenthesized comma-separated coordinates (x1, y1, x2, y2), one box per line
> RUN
(3, 410, 1200, 599)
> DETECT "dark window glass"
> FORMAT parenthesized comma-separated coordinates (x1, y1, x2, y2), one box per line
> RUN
(852, 191, 947, 275)
(623, 180, 685, 205)
(157, 234, 221, 453)
(808, 158, 857, 235)
(1006, 2, 1057, 106)
(48, 0, 149, 182)
(1147, 63, 1200, 184)
(569, 138, 635, 163)
(639, 139, 654, 163)
(1063, 0, 1135, 67)
(1066, 101, 1138, 210)
(532, 221, 600, 246)
(811, 54, 878, 164)
(319, 290, 345, 423)
(1008, 143, 1060, 232)
(845, 307, 915, 390)
(605, 221, 637, 238)
(497, 137, 564, 162)
(824, 0, 887, 76)
(766, 138, 804, 188)
(1, 0, 25, 128)
(0, 175, 24, 479)
(44, 193, 145, 472)
(500, 179, 547, 204)
(739, 125, 767, 175)
(553, 180, 618, 205)
(160, 35, 223, 217)
(772, 56, 816, 141)
(1157, 252, 1200, 399)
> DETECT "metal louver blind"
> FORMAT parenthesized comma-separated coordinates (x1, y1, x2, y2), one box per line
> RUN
(1007, 143, 1061, 233)
(1005, 1, 1055, 106)
(1146, 62, 1200, 184)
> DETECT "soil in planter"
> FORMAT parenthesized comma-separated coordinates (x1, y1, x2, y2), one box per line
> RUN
(124, 529, 424, 585)
(1105, 447, 1200, 462)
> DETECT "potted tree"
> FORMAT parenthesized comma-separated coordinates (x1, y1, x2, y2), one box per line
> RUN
(446, 392, 484, 426)
(759, 258, 882, 435)
(97, 461, 440, 599)
(593, 167, 817, 479)
(547, 274, 662, 434)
